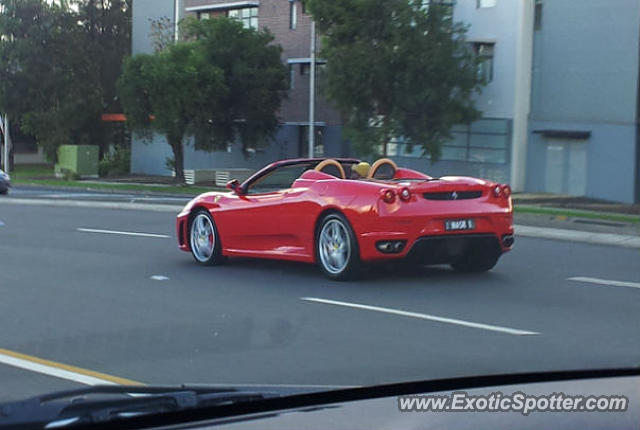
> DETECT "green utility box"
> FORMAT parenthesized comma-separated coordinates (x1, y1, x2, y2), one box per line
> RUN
(55, 145, 99, 178)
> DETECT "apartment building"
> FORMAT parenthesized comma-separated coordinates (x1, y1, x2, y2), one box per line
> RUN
(526, 0, 640, 203)
(131, 0, 344, 176)
(130, 0, 639, 203)
(130, 0, 529, 185)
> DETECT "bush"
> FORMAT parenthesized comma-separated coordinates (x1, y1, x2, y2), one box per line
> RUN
(60, 168, 81, 181)
(99, 145, 131, 177)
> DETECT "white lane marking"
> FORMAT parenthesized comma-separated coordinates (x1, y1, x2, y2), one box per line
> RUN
(568, 277, 640, 290)
(77, 228, 170, 239)
(0, 353, 119, 386)
(150, 275, 170, 281)
(301, 297, 539, 336)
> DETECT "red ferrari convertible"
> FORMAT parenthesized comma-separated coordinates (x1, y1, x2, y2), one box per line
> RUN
(176, 158, 514, 280)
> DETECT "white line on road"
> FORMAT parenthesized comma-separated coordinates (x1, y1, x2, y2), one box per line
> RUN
(0, 353, 117, 386)
(567, 277, 640, 290)
(77, 228, 170, 239)
(0, 349, 141, 386)
(301, 297, 539, 336)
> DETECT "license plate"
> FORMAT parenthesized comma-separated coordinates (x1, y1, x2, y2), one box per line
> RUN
(445, 219, 476, 231)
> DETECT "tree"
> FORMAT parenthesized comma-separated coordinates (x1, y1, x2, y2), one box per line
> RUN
(0, 0, 102, 160)
(117, 42, 225, 181)
(0, 0, 132, 160)
(117, 17, 288, 181)
(303, 0, 484, 159)
(77, 0, 133, 157)
(78, 0, 132, 114)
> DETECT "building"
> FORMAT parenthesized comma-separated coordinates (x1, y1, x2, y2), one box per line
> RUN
(131, 0, 344, 177)
(526, 0, 640, 203)
(390, 0, 533, 189)
(130, 0, 639, 203)
(130, 0, 527, 185)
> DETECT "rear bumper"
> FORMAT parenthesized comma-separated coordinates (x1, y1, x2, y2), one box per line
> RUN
(356, 212, 514, 262)
(405, 234, 506, 265)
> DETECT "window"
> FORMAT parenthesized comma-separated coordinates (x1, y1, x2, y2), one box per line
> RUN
(228, 7, 258, 29)
(248, 163, 315, 193)
(300, 63, 310, 76)
(477, 0, 496, 8)
(396, 119, 510, 164)
(289, 1, 297, 30)
(534, 0, 543, 30)
(198, 11, 210, 20)
(298, 126, 324, 157)
(288, 64, 295, 90)
(473, 42, 495, 83)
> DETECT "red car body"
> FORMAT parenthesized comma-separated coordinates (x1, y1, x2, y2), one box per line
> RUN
(176, 158, 513, 276)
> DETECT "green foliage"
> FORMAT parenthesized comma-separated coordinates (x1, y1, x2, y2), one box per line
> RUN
(181, 18, 288, 154)
(117, 42, 225, 180)
(303, 0, 484, 159)
(98, 145, 131, 177)
(58, 168, 81, 181)
(118, 17, 288, 180)
(0, 0, 101, 160)
(149, 16, 175, 53)
(0, 0, 132, 160)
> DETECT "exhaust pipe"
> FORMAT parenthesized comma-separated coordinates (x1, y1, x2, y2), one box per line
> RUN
(502, 234, 514, 247)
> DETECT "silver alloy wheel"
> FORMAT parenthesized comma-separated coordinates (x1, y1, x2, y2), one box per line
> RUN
(318, 219, 351, 275)
(190, 213, 215, 263)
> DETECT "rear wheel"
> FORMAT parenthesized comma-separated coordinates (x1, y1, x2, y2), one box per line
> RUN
(316, 213, 361, 281)
(450, 249, 500, 273)
(189, 210, 223, 266)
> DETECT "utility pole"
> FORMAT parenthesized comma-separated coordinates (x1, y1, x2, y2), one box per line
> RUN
(174, 0, 180, 42)
(308, 19, 316, 158)
(2, 115, 9, 174)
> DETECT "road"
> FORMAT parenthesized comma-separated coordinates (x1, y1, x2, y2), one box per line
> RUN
(0, 195, 639, 402)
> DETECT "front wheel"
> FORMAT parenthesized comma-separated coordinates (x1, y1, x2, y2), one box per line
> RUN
(189, 210, 223, 265)
(316, 213, 361, 281)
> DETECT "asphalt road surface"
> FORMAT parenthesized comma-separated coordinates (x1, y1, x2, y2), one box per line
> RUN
(0, 198, 639, 402)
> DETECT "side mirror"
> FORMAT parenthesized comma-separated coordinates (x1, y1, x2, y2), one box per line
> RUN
(226, 179, 244, 195)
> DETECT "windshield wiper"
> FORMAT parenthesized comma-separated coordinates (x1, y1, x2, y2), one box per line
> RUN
(0, 385, 279, 430)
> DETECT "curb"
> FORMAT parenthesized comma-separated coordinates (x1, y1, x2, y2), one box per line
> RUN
(10, 183, 215, 198)
(515, 225, 640, 249)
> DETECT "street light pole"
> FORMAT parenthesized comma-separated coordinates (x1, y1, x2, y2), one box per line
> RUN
(174, 0, 180, 42)
(308, 19, 316, 158)
(2, 115, 9, 175)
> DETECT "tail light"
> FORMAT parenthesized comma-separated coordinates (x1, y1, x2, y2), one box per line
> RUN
(381, 189, 396, 203)
(399, 187, 411, 201)
(493, 184, 512, 199)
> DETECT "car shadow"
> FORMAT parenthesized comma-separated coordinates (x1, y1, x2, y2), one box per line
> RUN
(188, 257, 506, 284)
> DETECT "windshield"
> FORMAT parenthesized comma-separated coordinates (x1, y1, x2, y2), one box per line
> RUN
(0, 0, 639, 428)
